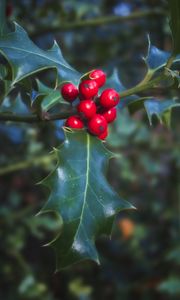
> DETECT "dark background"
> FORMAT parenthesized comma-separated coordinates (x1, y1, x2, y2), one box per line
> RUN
(0, 0, 180, 299)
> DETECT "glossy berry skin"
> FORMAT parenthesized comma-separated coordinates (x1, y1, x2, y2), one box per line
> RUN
(99, 88, 120, 108)
(65, 116, 84, 129)
(89, 69, 106, 88)
(79, 80, 98, 99)
(98, 129, 108, 140)
(88, 114, 107, 135)
(77, 100, 96, 119)
(101, 107, 117, 123)
(61, 83, 78, 102)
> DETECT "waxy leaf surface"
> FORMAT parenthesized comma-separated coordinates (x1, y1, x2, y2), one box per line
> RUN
(40, 130, 132, 269)
(0, 23, 81, 85)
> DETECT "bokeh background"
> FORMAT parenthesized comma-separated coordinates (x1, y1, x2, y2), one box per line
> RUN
(0, 0, 180, 299)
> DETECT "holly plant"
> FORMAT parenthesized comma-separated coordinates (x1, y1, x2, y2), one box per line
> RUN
(0, 0, 179, 270)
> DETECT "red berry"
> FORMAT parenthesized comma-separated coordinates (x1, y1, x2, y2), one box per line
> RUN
(98, 128, 108, 140)
(77, 100, 96, 119)
(61, 83, 78, 102)
(88, 114, 107, 135)
(99, 88, 120, 108)
(79, 80, 98, 99)
(101, 107, 117, 123)
(65, 116, 84, 129)
(89, 69, 106, 88)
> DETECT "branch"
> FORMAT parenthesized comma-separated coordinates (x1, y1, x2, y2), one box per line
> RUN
(0, 73, 169, 123)
(31, 9, 166, 38)
(0, 107, 76, 123)
(164, 53, 177, 74)
(0, 152, 56, 175)
(120, 74, 166, 98)
(120, 52, 177, 98)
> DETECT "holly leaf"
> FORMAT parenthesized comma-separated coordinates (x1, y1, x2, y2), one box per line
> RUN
(0, 79, 12, 104)
(144, 36, 180, 72)
(0, 23, 81, 85)
(31, 81, 69, 112)
(42, 90, 68, 111)
(128, 97, 180, 128)
(0, 93, 29, 114)
(168, 0, 180, 54)
(144, 98, 180, 127)
(105, 69, 138, 109)
(39, 130, 133, 269)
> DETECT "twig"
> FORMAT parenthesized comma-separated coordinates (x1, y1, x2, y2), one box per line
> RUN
(0, 73, 169, 123)
(0, 108, 76, 123)
(31, 9, 166, 38)
(0, 152, 56, 175)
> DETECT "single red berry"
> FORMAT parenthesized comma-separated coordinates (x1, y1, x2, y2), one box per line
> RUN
(99, 88, 120, 108)
(65, 116, 84, 129)
(6, 3, 13, 17)
(77, 100, 96, 119)
(61, 83, 78, 102)
(88, 114, 107, 135)
(101, 107, 117, 123)
(89, 69, 106, 88)
(79, 80, 98, 99)
(98, 128, 108, 140)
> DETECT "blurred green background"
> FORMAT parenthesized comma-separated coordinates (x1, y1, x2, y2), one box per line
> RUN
(0, 0, 180, 299)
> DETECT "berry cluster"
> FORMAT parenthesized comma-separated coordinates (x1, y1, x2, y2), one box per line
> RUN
(60, 69, 120, 140)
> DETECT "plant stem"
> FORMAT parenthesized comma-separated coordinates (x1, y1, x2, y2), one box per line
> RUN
(120, 74, 166, 98)
(120, 53, 176, 98)
(0, 152, 56, 175)
(31, 9, 166, 37)
(0, 108, 76, 123)
(165, 53, 177, 70)
(0, 73, 168, 123)
(9, 250, 31, 274)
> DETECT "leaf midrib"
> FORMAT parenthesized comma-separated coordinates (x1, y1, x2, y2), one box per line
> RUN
(75, 133, 90, 235)
(63, 134, 91, 257)
(0, 45, 71, 69)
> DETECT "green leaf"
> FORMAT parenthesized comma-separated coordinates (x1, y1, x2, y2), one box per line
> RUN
(128, 97, 180, 127)
(168, 0, 180, 54)
(158, 277, 180, 295)
(105, 69, 138, 109)
(0, 23, 81, 85)
(144, 36, 180, 71)
(42, 90, 68, 111)
(39, 130, 133, 269)
(31, 81, 69, 112)
(0, 94, 29, 114)
(144, 98, 180, 127)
